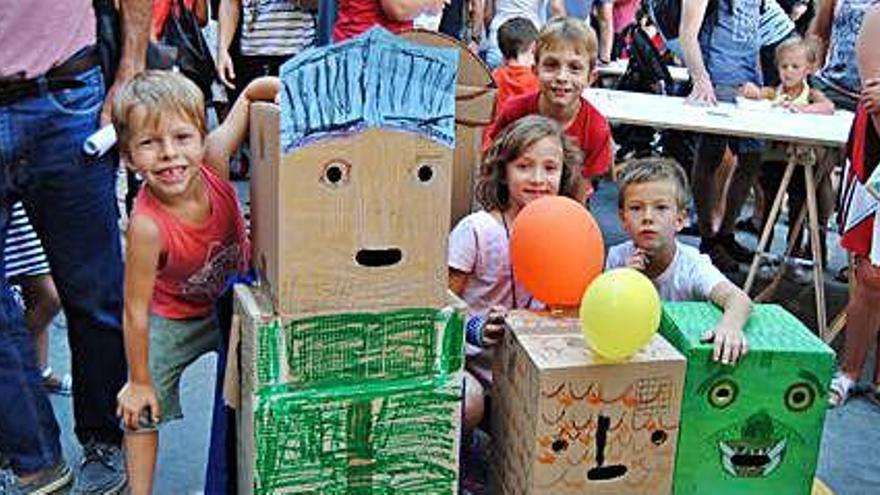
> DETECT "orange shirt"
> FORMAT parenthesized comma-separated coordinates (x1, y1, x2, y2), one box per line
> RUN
(492, 65, 540, 114)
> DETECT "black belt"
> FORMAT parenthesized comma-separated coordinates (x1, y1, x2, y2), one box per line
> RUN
(0, 46, 101, 106)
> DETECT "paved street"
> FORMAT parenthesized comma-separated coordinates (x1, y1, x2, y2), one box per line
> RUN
(41, 180, 880, 494)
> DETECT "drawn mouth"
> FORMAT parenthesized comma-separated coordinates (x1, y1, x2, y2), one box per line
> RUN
(719, 438, 787, 477)
(355, 248, 402, 267)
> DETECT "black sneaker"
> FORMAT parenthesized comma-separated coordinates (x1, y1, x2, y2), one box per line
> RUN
(7, 460, 72, 495)
(719, 234, 755, 263)
(71, 441, 126, 494)
(701, 239, 740, 273)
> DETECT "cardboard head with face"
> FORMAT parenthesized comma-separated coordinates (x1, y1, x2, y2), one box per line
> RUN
(268, 28, 459, 315)
(660, 303, 834, 495)
(492, 311, 687, 495)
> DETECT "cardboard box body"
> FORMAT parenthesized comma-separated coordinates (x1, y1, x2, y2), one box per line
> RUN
(492, 310, 686, 495)
(400, 30, 496, 229)
(250, 103, 452, 316)
(235, 284, 464, 494)
(660, 303, 834, 495)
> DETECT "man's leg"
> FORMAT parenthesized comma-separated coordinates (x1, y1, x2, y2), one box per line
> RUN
(17, 66, 126, 492)
(716, 150, 763, 262)
(0, 274, 63, 477)
(0, 83, 67, 490)
(692, 133, 739, 271)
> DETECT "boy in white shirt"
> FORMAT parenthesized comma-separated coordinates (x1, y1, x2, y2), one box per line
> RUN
(606, 158, 753, 364)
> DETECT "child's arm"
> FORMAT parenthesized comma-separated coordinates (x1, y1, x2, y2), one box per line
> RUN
(203, 76, 281, 178)
(449, 266, 507, 347)
(739, 82, 775, 100)
(549, 0, 566, 17)
(596, 1, 614, 63)
(702, 281, 752, 365)
(794, 88, 835, 115)
(116, 214, 162, 430)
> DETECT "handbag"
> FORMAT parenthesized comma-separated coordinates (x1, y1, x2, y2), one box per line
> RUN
(148, 0, 216, 98)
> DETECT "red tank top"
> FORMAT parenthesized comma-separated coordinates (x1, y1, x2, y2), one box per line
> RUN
(332, 0, 412, 42)
(133, 165, 250, 319)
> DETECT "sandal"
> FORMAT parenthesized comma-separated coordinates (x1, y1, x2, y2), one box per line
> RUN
(41, 367, 72, 396)
(867, 383, 880, 408)
(828, 373, 855, 408)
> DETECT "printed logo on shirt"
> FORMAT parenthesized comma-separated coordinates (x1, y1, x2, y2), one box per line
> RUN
(177, 241, 243, 300)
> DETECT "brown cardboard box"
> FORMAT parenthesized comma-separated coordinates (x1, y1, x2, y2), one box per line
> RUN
(400, 30, 496, 228)
(492, 310, 687, 495)
(250, 103, 452, 315)
(234, 283, 466, 494)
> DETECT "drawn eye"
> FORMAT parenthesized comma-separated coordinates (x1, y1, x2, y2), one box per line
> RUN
(784, 383, 815, 412)
(551, 438, 569, 453)
(415, 164, 434, 183)
(321, 160, 350, 187)
(708, 379, 738, 409)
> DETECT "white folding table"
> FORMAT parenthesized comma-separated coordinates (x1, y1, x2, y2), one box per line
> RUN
(585, 88, 855, 340)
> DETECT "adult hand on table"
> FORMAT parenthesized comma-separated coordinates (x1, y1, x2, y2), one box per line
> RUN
(687, 76, 717, 106)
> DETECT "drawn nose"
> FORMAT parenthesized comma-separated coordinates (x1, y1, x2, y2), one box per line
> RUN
(355, 248, 402, 267)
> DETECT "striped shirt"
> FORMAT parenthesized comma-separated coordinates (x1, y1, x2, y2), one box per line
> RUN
(759, 0, 795, 47)
(240, 0, 316, 57)
(4, 202, 50, 279)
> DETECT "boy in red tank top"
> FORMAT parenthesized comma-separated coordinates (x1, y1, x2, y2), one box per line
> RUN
(110, 71, 278, 495)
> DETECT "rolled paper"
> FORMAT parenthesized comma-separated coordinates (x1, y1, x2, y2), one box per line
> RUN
(83, 125, 117, 158)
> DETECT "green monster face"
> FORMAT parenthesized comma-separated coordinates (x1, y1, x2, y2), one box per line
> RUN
(660, 303, 834, 495)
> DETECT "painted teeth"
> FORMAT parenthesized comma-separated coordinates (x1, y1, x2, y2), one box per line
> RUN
(719, 441, 735, 457)
(768, 439, 787, 460)
(722, 453, 737, 477)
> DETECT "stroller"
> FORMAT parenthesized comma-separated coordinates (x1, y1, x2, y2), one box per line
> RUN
(612, 15, 697, 169)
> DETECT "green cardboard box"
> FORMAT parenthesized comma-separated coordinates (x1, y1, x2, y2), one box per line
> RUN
(660, 303, 834, 495)
(234, 284, 464, 495)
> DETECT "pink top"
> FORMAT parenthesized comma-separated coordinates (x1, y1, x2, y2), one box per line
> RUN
(612, 0, 641, 34)
(0, 0, 95, 78)
(133, 165, 250, 319)
(449, 211, 543, 386)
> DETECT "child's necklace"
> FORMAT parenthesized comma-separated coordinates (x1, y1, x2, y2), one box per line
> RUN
(501, 211, 534, 310)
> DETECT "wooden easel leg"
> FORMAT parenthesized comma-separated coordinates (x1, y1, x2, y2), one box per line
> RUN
(804, 161, 827, 339)
(745, 160, 796, 293)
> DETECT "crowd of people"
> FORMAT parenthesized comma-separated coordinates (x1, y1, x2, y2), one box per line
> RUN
(1, 0, 879, 494)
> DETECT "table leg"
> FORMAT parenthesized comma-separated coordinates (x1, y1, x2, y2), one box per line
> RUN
(803, 160, 827, 339)
(755, 200, 807, 302)
(745, 159, 797, 293)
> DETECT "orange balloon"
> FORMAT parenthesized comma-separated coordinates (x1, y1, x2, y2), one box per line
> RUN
(510, 196, 605, 307)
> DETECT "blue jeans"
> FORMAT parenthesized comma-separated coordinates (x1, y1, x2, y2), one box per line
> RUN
(0, 65, 126, 471)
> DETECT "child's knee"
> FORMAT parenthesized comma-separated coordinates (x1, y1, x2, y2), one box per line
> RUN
(463, 373, 485, 431)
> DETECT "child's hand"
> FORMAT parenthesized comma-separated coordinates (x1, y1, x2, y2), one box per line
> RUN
(701, 325, 748, 365)
(862, 77, 880, 114)
(739, 82, 762, 100)
(482, 305, 508, 347)
(117, 380, 161, 430)
(626, 248, 649, 271)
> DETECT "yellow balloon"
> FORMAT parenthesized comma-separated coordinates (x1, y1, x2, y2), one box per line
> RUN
(579, 268, 661, 361)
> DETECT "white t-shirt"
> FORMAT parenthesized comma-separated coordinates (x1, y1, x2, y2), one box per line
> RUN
(605, 240, 728, 302)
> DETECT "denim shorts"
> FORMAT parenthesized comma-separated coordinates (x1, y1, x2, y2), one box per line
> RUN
(135, 312, 220, 430)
